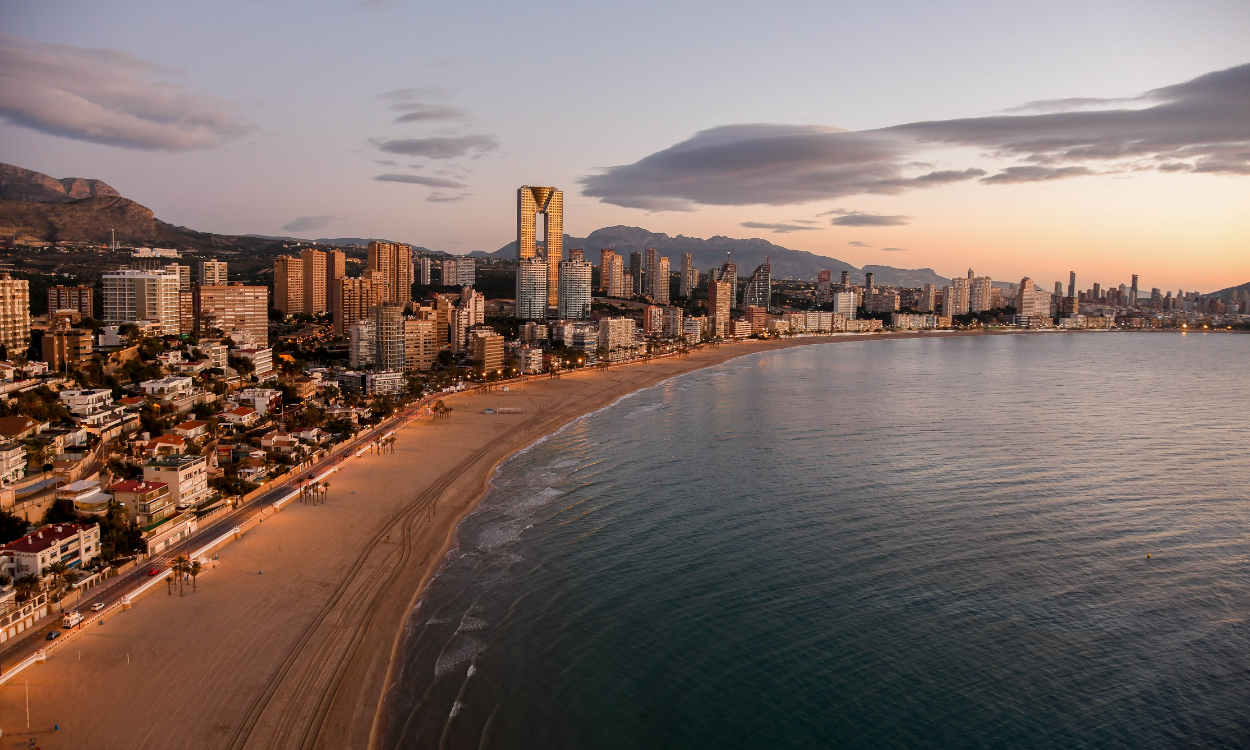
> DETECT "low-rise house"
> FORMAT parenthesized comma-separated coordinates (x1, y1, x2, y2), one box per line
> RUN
(235, 388, 283, 416)
(171, 419, 209, 440)
(57, 479, 112, 516)
(237, 453, 269, 481)
(0, 416, 41, 441)
(0, 440, 27, 486)
(0, 362, 16, 382)
(0, 523, 100, 577)
(282, 377, 316, 400)
(145, 434, 187, 457)
(139, 376, 195, 402)
(109, 480, 172, 527)
(260, 431, 300, 454)
(292, 427, 326, 444)
(143, 512, 196, 555)
(117, 396, 146, 409)
(221, 406, 259, 427)
(143, 454, 210, 509)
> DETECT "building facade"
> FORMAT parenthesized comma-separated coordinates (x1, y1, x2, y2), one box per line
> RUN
(273, 255, 303, 315)
(743, 260, 772, 309)
(198, 259, 227, 286)
(102, 269, 180, 334)
(47, 284, 93, 318)
(516, 186, 563, 309)
(196, 285, 268, 345)
(557, 260, 593, 320)
(367, 240, 414, 306)
(516, 257, 549, 320)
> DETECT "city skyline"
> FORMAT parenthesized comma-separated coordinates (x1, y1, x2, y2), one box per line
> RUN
(0, 2, 1248, 292)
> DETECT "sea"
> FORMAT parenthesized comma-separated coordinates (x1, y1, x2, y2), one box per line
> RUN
(380, 332, 1250, 749)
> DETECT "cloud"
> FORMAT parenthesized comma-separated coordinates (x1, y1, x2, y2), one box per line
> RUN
(0, 34, 251, 150)
(581, 63, 1250, 207)
(427, 192, 471, 203)
(374, 173, 466, 189)
(740, 221, 821, 233)
(823, 209, 911, 227)
(980, 166, 1095, 184)
(281, 215, 339, 233)
(880, 247, 908, 252)
(392, 105, 467, 124)
(372, 134, 498, 159)
(847, 241, 871, 247)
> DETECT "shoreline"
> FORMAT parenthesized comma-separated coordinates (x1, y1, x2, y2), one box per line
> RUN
(0, 329, 1127, 749)
(364, 328, 1048, 748)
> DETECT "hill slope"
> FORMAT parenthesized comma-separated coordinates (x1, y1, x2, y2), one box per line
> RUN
(479, 225, 951, 286)
(0, 163, 120, 203)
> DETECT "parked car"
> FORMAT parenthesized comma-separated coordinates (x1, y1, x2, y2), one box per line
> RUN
(46, 631, 61, 641)
(91, 602, 106, 612)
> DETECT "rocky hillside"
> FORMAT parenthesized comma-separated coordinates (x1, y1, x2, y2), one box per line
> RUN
(0, 163, 121, 203)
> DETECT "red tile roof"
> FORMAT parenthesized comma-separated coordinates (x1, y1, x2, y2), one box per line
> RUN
(1, 523, 96, 554)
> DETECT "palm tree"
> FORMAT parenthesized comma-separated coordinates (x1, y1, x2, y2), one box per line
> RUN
(188, 560, 203, 591)
(172, 555, 190, 596)
(321, 482, 329, 504)
(46, 561, 68, 589)
(14, 574, 40, 603)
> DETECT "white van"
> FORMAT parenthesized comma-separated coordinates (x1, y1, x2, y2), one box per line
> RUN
(62, 610, 83, 628)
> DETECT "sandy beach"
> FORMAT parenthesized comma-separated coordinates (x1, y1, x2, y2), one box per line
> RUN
(0, 333, 957, 749)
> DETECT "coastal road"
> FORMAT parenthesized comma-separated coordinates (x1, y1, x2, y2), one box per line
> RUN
(0, 400, 428, 676)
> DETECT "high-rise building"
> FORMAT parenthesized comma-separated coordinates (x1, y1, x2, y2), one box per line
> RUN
(629, 252, 643, 296)
(325, 249, 346, 317)
(718, 261, 738, 309)
(416, 256, 432, 286)
(471, 329, 505, 377)
(743, 259, 771, 309)
(164, 263, 191, 292)
(178, 290, 195, 334)
(336, 276, 387, 336)
(372, 303, 406, 372)
(969, 275, 994, 313)
(643, 305, 664, 335)
(47, 285, 93, 318)
(198, 260, 227, 287)
(348, 320, 374, 369)
(516, 186, 563, 309)
(708, 279, 731, 337)
(606, 255, 627, 298)
(1130, 274, 1139, 307)
(557, 260, 593, 320)
(831, 292, 857, 318)
(645, 250, 670, 303)
(403, 318, 438, 371)
(664, 307, 684, 338)
(1068, 271, 1076, 299)
(367, 241, 414, 306)
(1016, 278, 1052, 318)
(273, 256, 303, 315)
(840, 270, 851, 288)
(42, 318, 92, 371)
(516, 258, 549, 320)
(645, 248, 658, 298)
(301, 249, 328, 314)
(597, 317, 637, 358)
(864, 272, 875, 296)
(195, 285, 269, 345)
(943, 276, 971, 316)
(441, 258, 476, 287)
(569, 249, 584, 262)
(599, 249, 617, 292)
(919, 283, 936, 313)
(681, 253, 696, 299)
(102, 269, 180, 334)
(816, 270, 832, 304)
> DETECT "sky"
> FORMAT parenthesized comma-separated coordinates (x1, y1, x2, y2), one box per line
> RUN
(1, 0, 1248, 292)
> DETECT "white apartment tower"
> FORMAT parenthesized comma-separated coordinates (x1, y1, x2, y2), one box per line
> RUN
(103, 269, 181, 335)
(557, 260, 593, 320)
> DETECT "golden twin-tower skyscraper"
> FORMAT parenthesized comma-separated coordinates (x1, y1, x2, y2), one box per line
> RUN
(516, 185, 563, 312)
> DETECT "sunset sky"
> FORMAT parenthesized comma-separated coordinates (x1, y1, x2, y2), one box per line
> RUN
(1, 0, 1248, 291)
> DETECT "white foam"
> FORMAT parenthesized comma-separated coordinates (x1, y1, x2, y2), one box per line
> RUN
(435, 637, 486, 677)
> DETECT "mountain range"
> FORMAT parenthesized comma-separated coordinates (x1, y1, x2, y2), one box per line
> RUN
(473, 225, 953, 287)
